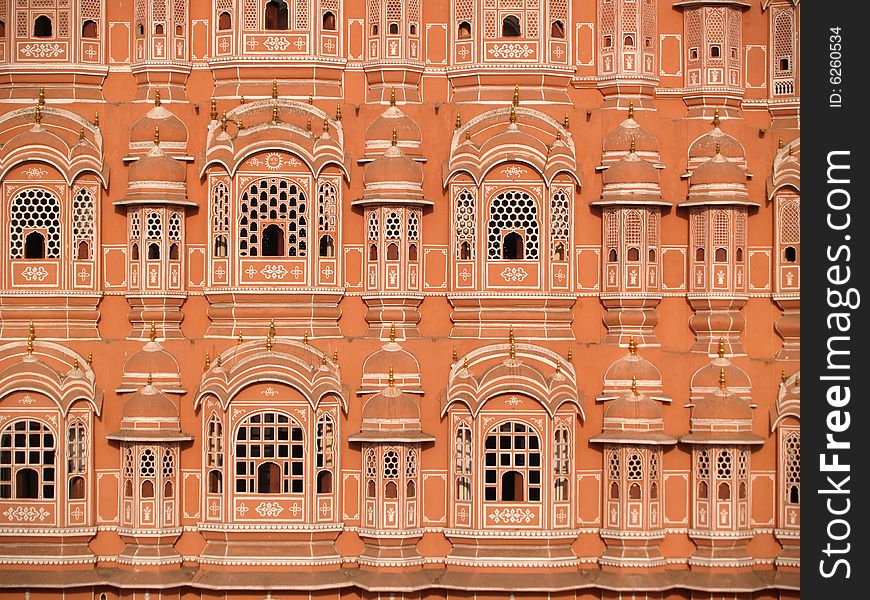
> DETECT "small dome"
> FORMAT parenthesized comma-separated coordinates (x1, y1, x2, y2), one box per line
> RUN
(690, 152, 747, 186)
(360, 339, 423, 393)
(118, 338, 185, 394)
(117, 144, 194, 207)
(691, 348, 751, 401)
(365, 103, 422, 157)
(121, 383, 180, 422)
(363, 144, 423, 188)
(361, 385, 421, 423)
(603, 152, 660, 185)
(603, 390, 663, 422)
(692, 386, 752, 422)
(603, 114, 659, 156)
(129, 103, 188, 153)
(600, 340, 666, 400)
(688, 126, 744, 162)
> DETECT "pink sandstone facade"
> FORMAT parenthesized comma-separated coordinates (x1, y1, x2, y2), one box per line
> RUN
(0, 0, 800, 598)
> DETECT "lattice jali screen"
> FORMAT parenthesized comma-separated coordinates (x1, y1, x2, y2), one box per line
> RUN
(10, 188, 62, 259)
(487, 190, 539, 260)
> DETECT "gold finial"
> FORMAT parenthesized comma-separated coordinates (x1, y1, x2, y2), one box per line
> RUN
(272, 79, 279, 100)
(272, 103, 279, 123)
(303, 330, 309, 345)
(455, 112, 462, 129)
(333, 349, 339, 363)
(34, 104, 42, 125)
(712, 107, 720, 127)
(306, 118, 312, 132)
(781, 369, 787, 383)
(321, 354, 328, 366)
(390, 88, 396, 106)
(79, 127, 86, 143)
(86, 352, 93, 366)
(715, 140, 721, 155)
(452, 347, 458, 363)
(220, 112, 228, 132)
(555, 361, 562, 374)
(73, 357, 79, 370)
(717, 337, 726, 358)
(795, 375, 800, 387)
(629, 137, 636, 154)
(38, 85, 45, 106)
(463, 356, 469, 370)
(205, 351, 211, 370)
(509, 103, 517, 124)
(389, 323, 396, 342)
(512, 83, 520, 107)
(388, 365, 395, 386)
(555, 131, 562, 142)
(509, 326, 516, 359)
(563, 114, 570, 129)
(154, 88, 161, 106)
(266, 335, 273, 352)
(778, 137, 784, 149)
(210, 98, 217, 121)
(628, 99, 634, 119)
(465, 130, 472, 142)
(631, 374, 639, 396)
(238, 332, 243, 344)
(93, 112, 100, 128)
(718, 366, 727, 391)
(147, 373, 153, 386)
(628, 336, 637, 355)
(308, 95, 314, 105)
(27, 322, 35, 355)
(154, 126, 160, 146)
(216, 354, 222, 367)
(567, 348, 573, 362)
(323, 118, 330, 134)
(239, 95, 246, 104)
(391, 128, 397, 146)
(335, 105, 342, 121)
(150, 322, 157, 342)
(268, 319, 276, 338)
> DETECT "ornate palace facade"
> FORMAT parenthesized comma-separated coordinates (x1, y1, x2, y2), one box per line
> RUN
(0, 0, 800, 598)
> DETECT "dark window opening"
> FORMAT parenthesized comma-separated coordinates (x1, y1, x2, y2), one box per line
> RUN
(458, 21, 471, 39)
(265, 0, 290, 30)
(155, 24, 164, 35)
(371, 24, 378, 35)
(406, 479, 416, 498)
(385, 480, 398, 499)
(369, 243, 378, 260)
(460, 241, 471, 260)
(714, 247, 727, 262)
(137, 22, 144, 36)
(0, 21, 6, 37)
(608, 248, 618, 263)
(738, 481, 747, 500)
(77, 241, 90, 260)
(603, 35, 612, 48)
(650, 481, 658, 500)
(698, 480, 708, 499)
(695, 247, 705, 261)
(24, 231, 46, 259)
(148, 243, 161, 260)
(218, 12, 232, 31)
(501, 470, 524, 501)
(319, 234, 335, 258)
(389, 22, 399, 35)
(648, 248, 656, 262)
(502, 15, 521, 38)
(141, 479, 154, 498)
(627, 247, 640, 261)
(788, 484, 799, 504)
(82, 19, 98, 39)
(736, 247, 744, 262)
(784, 245, 797, 262)
(176, 24, 183, 36)
(553, 242, 565, 261)
(551, 20, 564, 39)
(124, 479, 133, 498)
(169, 243, 180, 260)
(323, 11, 336, 31)
(730, 47, 737, 60)
(262, 224, 285, 256)
(717, 481, 731, 500)
(68, 476, 85, 500)
(208, 470, 223, 493)
(502, 232, 524, 259)
(317, 470, 332, 494)
(386, 242, 399, 261)
(366, 479, 376, 498)
(690, 48, 698, 60)
(409, 23, 417, 36)
(131, 243, 140, 260)
(408, 243, 418, 261)
(34, 15, 52, 37)
(164, 479, 174, 498)
(779, 57, 790, 72)
(629, 482, 642, 500)
(624, 35, 635, 47)
(257, 462, 281, 493)
(16, 468, 39, 499)
(710, 45, 721, 58)
(645, 37, 652, 48)
(214, 236, 227, 257)
(609, 481, 620, 499)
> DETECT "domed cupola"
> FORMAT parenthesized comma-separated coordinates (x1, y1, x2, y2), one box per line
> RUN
(690, 339, 751, 402)
(358, 326, 424, 394)
(116, 325, 185, 394)
(350, 366, 434, 444)
(600, 102, 661, 168)
(599, 338, 668, 402)
(685, 109, 749, 176)
(117, 133, 194, 208)
(362, 90, 423, 161)
(683, 367, 762, 447)
(108, 376, 191, 443)
(126, 91, 190, 160)
(593, 376, 676, 446)
(597, 142, 669, 207)
(356, 131, 429, 207)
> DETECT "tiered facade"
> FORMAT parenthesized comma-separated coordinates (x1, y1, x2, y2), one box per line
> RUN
(0, 1, 799, 598)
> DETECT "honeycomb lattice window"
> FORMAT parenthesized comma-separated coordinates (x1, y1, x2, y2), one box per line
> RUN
(295, 0, 309, 29)
(779, 197, 800, 244)
(130, 211, 141, 239)
(608, 449, 620, 481)
(405, 449, 417, 478)
(627, 451, 643, 480)
(140, 448, 156, 477)
(454, 188, 475, 259)
(244, 0, 257, 30)
(72, 188, 95, 258)
(784, 431, 800, 504)
(550, 190, 570, 242)
(383, 450, 400, 479)
(146, 211, 162, 240)
(716, 448, 732, 479)
(168, 212, 181, 241)
(712, 210, 729, 246)
(697, 449, 710, 480)
(238, 178, 308, 257)
(647, 209, 659, 250)
(317, 181, 337, 232)
(162, 447, 174, 478)
(487, 190, 539, 259)
(10, 188, 62, 259)
(385, 211, 401, 240)
(691, 210, 707, 249)
(737, 448, 748, 479)
(212, 181, 230, 234)
(407, 210, 419, 241)
(365, 448, 378, 479)
(368, 211, 379, 241)
(649, 448, 659, 481)
(123, 446, 135, 479)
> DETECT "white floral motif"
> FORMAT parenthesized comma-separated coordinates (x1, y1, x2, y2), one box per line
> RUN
(21, 266, 50, 282)
(261, 264, 289, 280)
(23, 167, 47, 179)
(20, 43, 64, 59)
(500, 166, 526, 178)
(2, 506, 50, 522)
(489, 508, 535, 524)
(255, 501, 283, 517)
(500, 267, 528, 283)
(263, 37, 292, 51)
(487, 44, 535, 59)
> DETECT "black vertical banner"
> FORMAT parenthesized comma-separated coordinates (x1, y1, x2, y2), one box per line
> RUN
(802, 3, 868, 596)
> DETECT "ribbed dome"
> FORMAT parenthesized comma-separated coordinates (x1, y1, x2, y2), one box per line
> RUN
(604, 389, 663, 422)
(692, 385, 752, 422)
(117, 144, 194, 207)
(603, 152, 660, 185)
(359, 339, 423, 394)
(363, 144, 423, 187)
(365, 104, 422, 156)
(121, 383, 179, 421)
(599, 339, 666, 401)
(108, 381, 192, 442)
(603, 116, 659, 156)
(690, 152, 747, 185)
(688, 127, 744, 162)
(129, 103, 187, 152)
(117, 337, 185, 394)
(361, 384, 421, 423)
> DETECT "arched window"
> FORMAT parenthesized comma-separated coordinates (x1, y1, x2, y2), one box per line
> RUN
(319, 235, 334, 258)
(484, 421, 540, 502)
(502, 232, 524, 259)
(11, 188, 62, 259)
(322, 11, 336, 31)
(455, 423, 472, 501)
(386, 242, 400, 261)
(460, 241, 472, 260)
(137, 22, 144, 36)
(717, 481, 731, 500)
(608, 450, 620, 499)
(695, 247, 705, 261)
(383, 449, 400, 498)
(218, 12, 232, 30)
(714, 248, 727, 262)
(68, 475, 85, 499)
(155, 24, 164, 35)
(214, 236, 228, 257)
(316, 413, 335, 494)
(369, 243, 378, 260)
(169, 243, 180, 260)
(131, 243, 140, 260)
(710, 45, 721, 58)
(553, 426, 570, 500)
(627, 247, 640, 261)
(265, 0, 289, 30)
(82, 19, 98, 38)
(624, 35, 635, 47)
(608, 248, 618, 262)
(0, 21, 5, 37)
(784, 246, 797, 263)
(784, 431, 800, 505)
(239, 178, 308, 258)
(235, 412, 304, 494)
(148, 243, 161, 260)
(365, 449, 377, 499)
(488, 191, 539, 260)
(317, 470, 333, 494)
(0, 420, 55, 500)
(34, 15, 52, 37)
(551, 20, 565, 39)
(208, 470, 223, 493)
(67, 420, 87, 495)
(501, 15, 521, 37)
